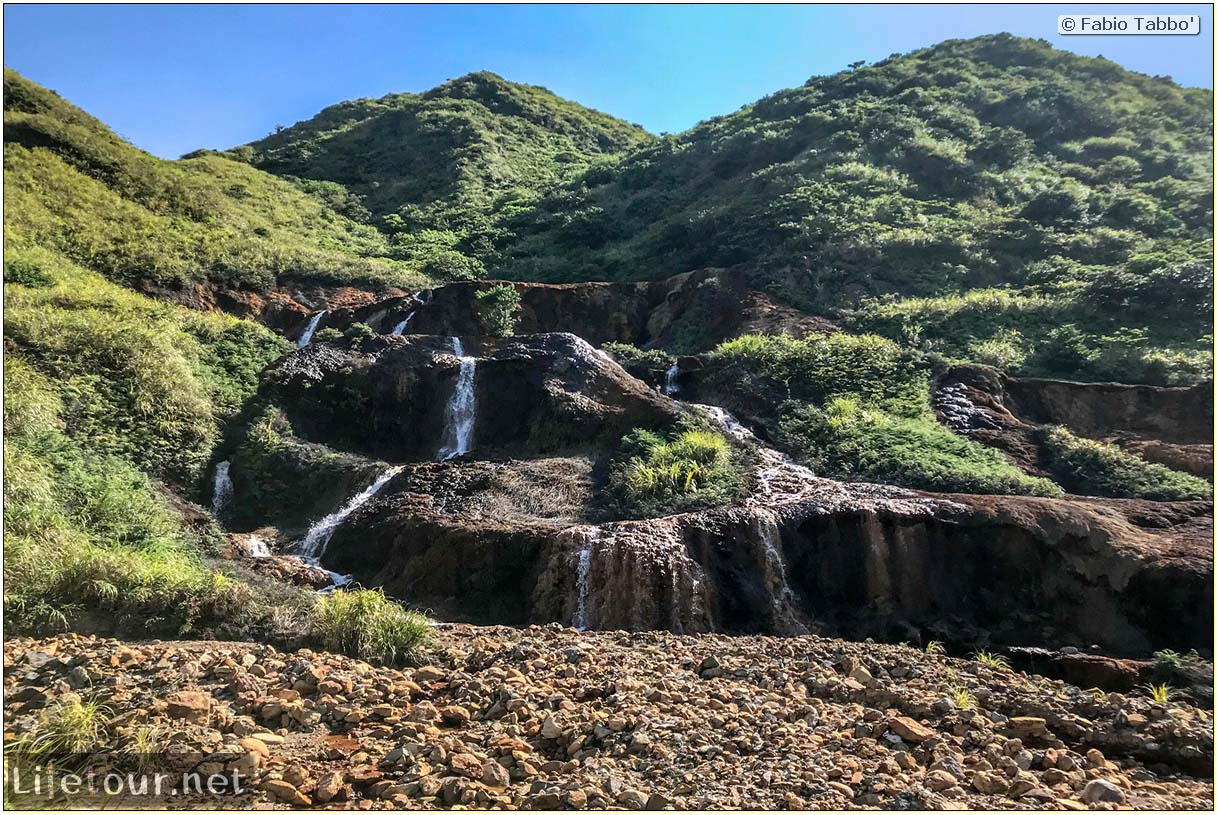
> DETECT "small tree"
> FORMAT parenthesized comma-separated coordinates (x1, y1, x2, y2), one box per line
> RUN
(475, 284, 521, 337)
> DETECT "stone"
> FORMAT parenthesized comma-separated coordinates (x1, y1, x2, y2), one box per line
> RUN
(926, 770, 958, 791)
(888, 715, 936, 742)
(540, 714, 563, 739)
(314, 770, 344, 803)
(449, 752, 482, 779)
(481, 761, 510, 789)
(165, 690, 213, 724)
(970, 772, 1008, 795)
(1081, 779, 1126, 805)
(440, 705, 471, 725)
(1004, 717, 1048, 739)
(262, 779, 310, 807)
(617, 789, 649, 809)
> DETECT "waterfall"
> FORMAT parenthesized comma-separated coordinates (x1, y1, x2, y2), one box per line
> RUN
(391, 291, 432, 335)
(663, 362, 680, 396)
(754, 510, 796, 615)
(297, 311, 327, 349)
(391, 313, 414, 335)
(296, 466, 404, 562)
(573, 535, 596, 630)
(211, 461, 233, 516)
(246, 534, 271, 558)
(436, 338, 477, 460)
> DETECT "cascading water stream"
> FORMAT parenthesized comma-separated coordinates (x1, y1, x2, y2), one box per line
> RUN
(437, 338, 477, 460)
(391, 291, 433, 335)
(297, 311, 327, 348)
(211, 461, 233, 516)
(296, 466, 404, 562)
(246, 535, 271, 558)
(663, 362, 680, 396)
(572, 531, 598, 630)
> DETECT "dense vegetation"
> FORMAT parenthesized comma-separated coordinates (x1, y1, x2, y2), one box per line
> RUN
(712, 334, 1062, 496)
(486, 36, 1212, 384)
(229, 71, 652, 279)
(1038, 426, 1212, 501)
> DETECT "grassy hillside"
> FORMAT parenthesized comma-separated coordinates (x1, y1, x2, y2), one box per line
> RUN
(490, 35, 1213, 383)
(228, 71, 653, 279)
(4, 68, 424, 292)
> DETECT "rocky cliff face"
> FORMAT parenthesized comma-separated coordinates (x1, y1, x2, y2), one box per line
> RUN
(933, 365, 1214, 482)
(261, 332, 680, 461)
(217, 315, 1212, 661)
(277, 270, 834, 351)
(300, 446, 1212, 655)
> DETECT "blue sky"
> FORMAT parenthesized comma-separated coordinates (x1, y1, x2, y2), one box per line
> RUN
(5, 4, 1214, 158)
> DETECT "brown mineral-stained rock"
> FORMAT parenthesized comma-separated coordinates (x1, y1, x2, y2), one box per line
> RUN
(164, 690, 213, 724)
(889, 715, 936, 743)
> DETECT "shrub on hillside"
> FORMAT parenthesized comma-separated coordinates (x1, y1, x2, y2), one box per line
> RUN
(475, 283, 521, 337)
(779, 399, 1063, 497)
(1038, 426, 1211, 501)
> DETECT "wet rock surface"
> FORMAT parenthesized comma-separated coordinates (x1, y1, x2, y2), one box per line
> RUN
(4, 628, 1212, 810)
(262, 332, 680, 462)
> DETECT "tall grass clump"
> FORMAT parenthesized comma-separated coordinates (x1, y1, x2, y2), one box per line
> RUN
(308, 589, 431, 665)
(608, 422, 750, 516)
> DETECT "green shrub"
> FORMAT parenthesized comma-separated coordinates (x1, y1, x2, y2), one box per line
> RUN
(712, 333, 912, 404)
(779, 398, 1062, 497)
(608, 423, 749, 515)
(4, 250, 287, 484)
(475, 283, 521, 337)
(1038, 426, 1211, 501)
(602, 341, 671, 368)
(308, 589, 431, 665)
(314, 326, 344, 343)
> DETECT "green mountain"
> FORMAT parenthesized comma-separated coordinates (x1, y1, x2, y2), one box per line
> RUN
(227, 71, 653, 278)
(485, 35, 1213, 382)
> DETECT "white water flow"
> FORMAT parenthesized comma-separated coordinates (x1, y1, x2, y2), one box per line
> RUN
(391, 291, 432, 335)
(297, 311, 327, 348)
(296, 466, 404, 562)
(663, 362, 680, 395)
(570, 528, 600, 630)
(211, 461, 234, 516)
(391, 313, 414, 335)
(754, 510, 797, 620)
(246, 535, 271, 558)
(693, 403, 817, 503)
(437, 338, 477, 460)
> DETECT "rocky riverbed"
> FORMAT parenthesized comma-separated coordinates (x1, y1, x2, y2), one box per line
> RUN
(4, 626, 1212, 810)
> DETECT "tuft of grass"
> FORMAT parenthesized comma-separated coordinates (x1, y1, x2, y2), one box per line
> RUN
(1145, 683, 1174, 704)
(10, 695, 112, 759)
(1153, 649, 1183, 679)
(308, 589, 431, 665)
(1038, 426, 1211, 501)
(124, 723, 169, 771)
(925, 640, 946, 656)
(950, 686, 977, 710)
(973, 650, 1011, 670)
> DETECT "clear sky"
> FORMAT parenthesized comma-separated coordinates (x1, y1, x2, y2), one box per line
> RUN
(4, 3, 1214, 158)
